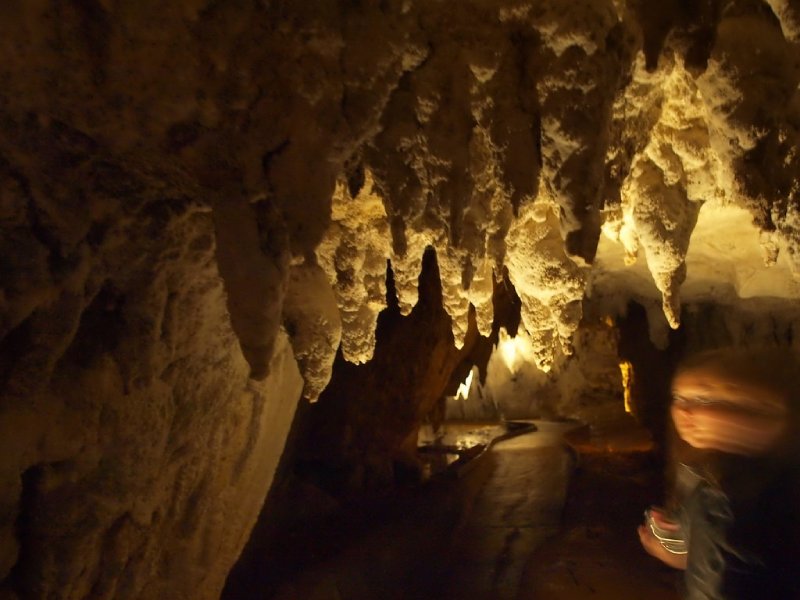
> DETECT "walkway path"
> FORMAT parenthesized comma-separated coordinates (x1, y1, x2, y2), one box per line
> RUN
(236, 417, 682, 599)
(441, 421, 576, 599)
(443, 417, 680, 600)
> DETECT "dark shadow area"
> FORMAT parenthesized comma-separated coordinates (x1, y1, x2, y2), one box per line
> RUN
(224, 247, 488, 598)
(616, 301, 685, 451)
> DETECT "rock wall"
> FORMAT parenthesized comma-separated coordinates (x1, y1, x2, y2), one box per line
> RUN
(0, 122, 303, 599)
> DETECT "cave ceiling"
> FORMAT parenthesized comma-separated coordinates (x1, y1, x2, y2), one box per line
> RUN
(2, 0, 800, 392)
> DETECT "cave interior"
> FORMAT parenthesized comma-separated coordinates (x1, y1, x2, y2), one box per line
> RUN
(2, 0, 800, 598)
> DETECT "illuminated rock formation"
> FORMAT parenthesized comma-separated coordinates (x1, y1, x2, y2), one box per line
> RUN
(2, 0, 800, 597)
(316, 173, 391, 365)
(0, 124, 303, 599)
(506, 204, 586, 370)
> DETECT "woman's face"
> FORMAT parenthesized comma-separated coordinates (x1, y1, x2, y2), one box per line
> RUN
(671, 369, 788, 456)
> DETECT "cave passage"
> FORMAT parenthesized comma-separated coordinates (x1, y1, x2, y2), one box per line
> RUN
(225, 415, 678, 600)
(3, 1, 800, 598)
(223, 287, 760, 600)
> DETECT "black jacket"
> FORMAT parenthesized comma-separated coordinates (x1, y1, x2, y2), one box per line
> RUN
(676, 460, 800, 600)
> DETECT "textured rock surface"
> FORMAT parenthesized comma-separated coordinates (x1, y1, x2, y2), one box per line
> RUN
(3, 0, 800, 597)
(0, 121, 303, 599)
(283, 261, 341, 401)
(296, 250, 480, 492)
(2, 0, 799, 369)
(316, 173, 390, 365)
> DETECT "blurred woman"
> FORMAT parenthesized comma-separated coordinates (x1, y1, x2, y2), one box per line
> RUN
(638, 348, 800, 599)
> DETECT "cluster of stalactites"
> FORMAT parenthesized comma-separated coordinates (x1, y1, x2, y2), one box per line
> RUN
(344, 0, 624, 366)
(316, 172, 391, 365)
(284, 0, 800, 397)
(601, 3, 800, 330)
(315, 168, 587, 373)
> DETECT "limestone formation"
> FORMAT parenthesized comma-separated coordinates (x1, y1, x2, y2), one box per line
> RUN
(0, 120, 303, 599)
(283, 261, 342, 402)
(506, 204, 586, 370)
(3, 0, 800, 597)
(316, 173, 390, 364)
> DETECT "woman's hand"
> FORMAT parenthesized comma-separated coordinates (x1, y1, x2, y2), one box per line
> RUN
(648, 507, 679, 532)
(638, 523, 687, 570)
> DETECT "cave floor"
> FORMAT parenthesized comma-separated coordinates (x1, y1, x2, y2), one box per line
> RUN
(440, 417, 679, 599)
(441, 420, 576, 599)
(512, 419, 680, 600)
(231, 417, 681, 599)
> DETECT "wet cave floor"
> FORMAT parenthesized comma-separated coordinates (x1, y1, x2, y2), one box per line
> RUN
(516, 421, 680, 600)
(226, 418, 681, 599)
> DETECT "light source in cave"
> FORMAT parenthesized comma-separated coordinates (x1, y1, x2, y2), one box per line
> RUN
(497, 327, 534, 374)
(455, 368, 475, 401)
(619, 360, 634, 414)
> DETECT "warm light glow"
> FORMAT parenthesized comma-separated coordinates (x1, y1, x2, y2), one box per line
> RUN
(619, 360, 634, 414)
(455, 368, 474, 401)
(497, 328, 532, 374)
(499, 335, 518, 367)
